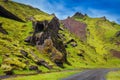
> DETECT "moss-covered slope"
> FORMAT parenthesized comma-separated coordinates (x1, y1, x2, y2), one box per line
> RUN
(1, 0, 120, 76)
(61, 12, 120, 68)
(0, 1, 56, 75)
(0, 1, 52, 21)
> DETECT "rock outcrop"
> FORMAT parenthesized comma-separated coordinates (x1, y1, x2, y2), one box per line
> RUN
(25, 17, 69, 67)
(110, 49, 120, 58)
(73, 12, 85, 18)
(61, 17, 87, 41)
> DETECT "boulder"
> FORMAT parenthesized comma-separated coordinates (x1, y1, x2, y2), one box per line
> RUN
(24, 36, 32, 43)
(36, 59, 52, 69)
(4, 70, 13, 75)
(66, 39, 76, 44)
(71, 42, 77, 47)
(29, 65, 38, 70)
(20, 50, 28, 57)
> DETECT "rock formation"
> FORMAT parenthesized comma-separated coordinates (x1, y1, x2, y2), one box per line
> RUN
(61, 17, 87, 41)
(25, 17, 69, 67)
(73, 12, 85, 18)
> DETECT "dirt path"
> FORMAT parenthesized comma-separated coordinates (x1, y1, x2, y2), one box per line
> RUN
(62, 68, 119, 80)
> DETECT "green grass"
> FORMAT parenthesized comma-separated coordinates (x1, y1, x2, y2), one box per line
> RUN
(59, 16, 120, 69)
(1, 0, 120, 76)
(107, 70, 120, 80)
(0, 1, 56, 74)
(4, 71, 80, 80)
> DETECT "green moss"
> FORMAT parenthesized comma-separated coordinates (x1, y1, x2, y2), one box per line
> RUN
(0, 4, 56, 73)
(60, 16, 120, 68)
(34, 15, 54, 21)
(107, 71, 120, 80)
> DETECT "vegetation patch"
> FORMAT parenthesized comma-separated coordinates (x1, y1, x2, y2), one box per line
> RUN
(107, 70, 120, 80)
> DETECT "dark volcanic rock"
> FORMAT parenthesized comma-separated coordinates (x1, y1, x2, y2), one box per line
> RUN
(29, 51, 53, 69)
(0, 6, 24, 22)
(71, 42, 77, 47)
(73, 12, 84, 18)
(4, 70, 13, 75)
(110, 49, 120, 58)
(66, 39, 76, 44)
(25, 17, 70, 66)
(24, 36, 32, 43)
(62, 18, 87, 41)
(36, 59, 52, 69)
(20, 50, 28, 57)
(0, 23, 8, 34)
(29, 65, 38, 70)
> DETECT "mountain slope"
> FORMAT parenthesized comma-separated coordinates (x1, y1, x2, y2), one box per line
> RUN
(0, 1, 120, 76)
(61, 12, 120, 68)
(0, 1, 49, 21)
(0, 1, 60, 75)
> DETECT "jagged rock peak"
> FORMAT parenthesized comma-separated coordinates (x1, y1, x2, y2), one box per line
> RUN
(73, 12, 87, 18)
(67, 16, 71, 19)
(74, 12, 84, 16)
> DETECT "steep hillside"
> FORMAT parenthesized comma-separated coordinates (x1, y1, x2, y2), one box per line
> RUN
(0, 1, 61, 75)
(61, 12, 120, 68)
(0, 1, 50, 21)
(1, 0, 120, 77)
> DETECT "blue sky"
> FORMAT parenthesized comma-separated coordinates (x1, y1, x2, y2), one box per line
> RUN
(13, 0, 120, 23)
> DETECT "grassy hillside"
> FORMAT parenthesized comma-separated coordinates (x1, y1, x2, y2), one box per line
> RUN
(60, 14, 120, 68)
(1, 1, 120, 79)
(0, 1, 52, 21)
(0, 1, 55, 75)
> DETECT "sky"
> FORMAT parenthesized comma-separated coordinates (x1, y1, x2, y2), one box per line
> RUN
(13, 0, 120, 24)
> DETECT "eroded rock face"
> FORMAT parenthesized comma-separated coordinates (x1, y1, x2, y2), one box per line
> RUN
(73, 12, 85, 18)
(29, 65, 38, 71)
(0, 23, 8, 34)
(25, 17, 69, 67)
(20, 50, 28, 57)
(62, 18, 87, 41)
(110, 49, 120, 58)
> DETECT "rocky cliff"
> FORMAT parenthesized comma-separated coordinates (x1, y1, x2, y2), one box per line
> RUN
(25, 17, 69, 67)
